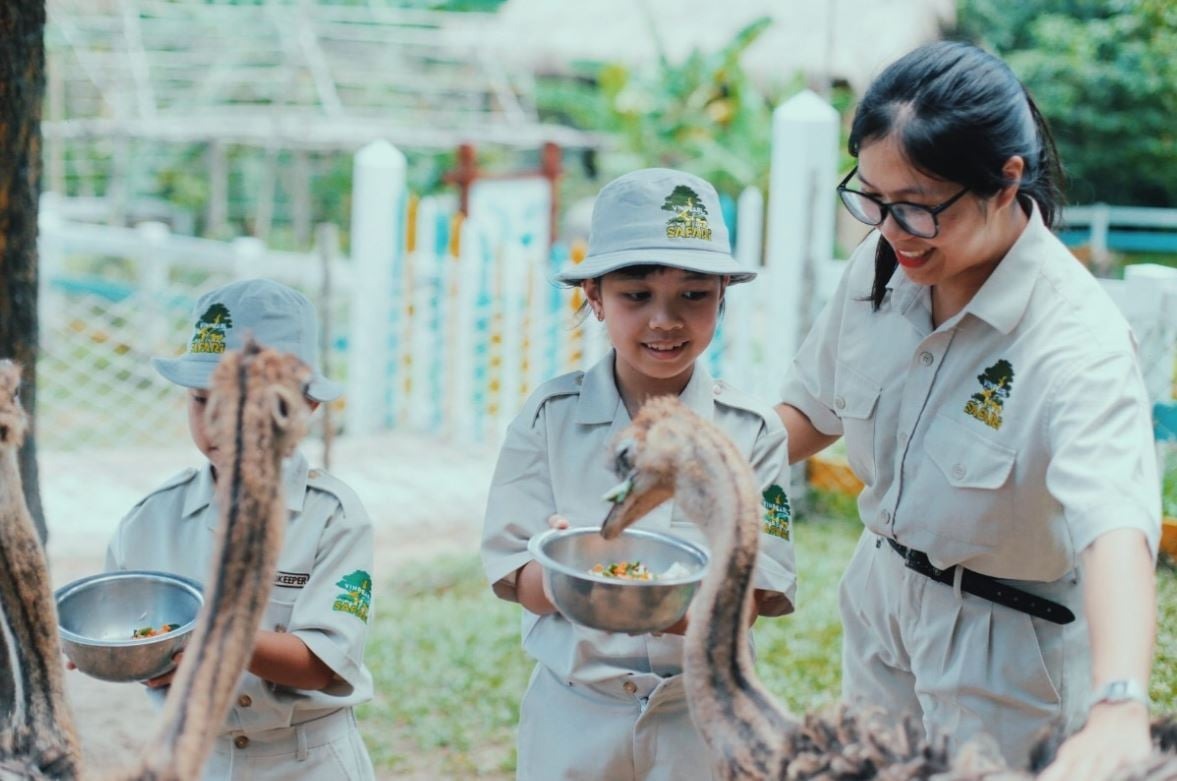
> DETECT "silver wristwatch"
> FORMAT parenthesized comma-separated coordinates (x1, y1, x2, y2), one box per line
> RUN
(1089, 678, 1150, 711)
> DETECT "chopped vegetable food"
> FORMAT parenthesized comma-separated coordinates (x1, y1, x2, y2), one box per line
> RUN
(131, 623, 180, 639)
(590, 561, 656, 581)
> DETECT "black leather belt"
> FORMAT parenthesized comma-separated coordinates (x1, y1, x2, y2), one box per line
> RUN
(885, 538, 1075, 625)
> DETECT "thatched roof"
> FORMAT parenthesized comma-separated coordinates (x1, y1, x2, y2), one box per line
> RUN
(465, 0, 956, 95)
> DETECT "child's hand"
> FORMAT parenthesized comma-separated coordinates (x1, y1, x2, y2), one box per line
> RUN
(144, 650, 184, 689)
(655, 613, 689, 636)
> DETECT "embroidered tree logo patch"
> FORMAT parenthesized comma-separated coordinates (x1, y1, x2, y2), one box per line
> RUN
(332, 569, 372, 623)
(762, 484, 791, 540)
(662, 185, 713, 241)
(963, 359, 1015, 430)
(190, 303, 233, 354)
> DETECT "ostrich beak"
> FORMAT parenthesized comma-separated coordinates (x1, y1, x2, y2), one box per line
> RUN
(599, 471, 673, 540)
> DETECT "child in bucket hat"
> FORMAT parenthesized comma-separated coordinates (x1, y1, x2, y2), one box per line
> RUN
(483, 169, 796, 780)
(104, 278, 376, 780)
(152, 277, 342, 402)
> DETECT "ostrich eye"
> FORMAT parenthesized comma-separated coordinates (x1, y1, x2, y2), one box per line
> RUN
(613, 438, 635, 475)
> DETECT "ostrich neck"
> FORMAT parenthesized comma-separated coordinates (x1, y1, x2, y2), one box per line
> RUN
(0, 447, 82, 775)
(679, 430, 796, 779)
(127, 365, 287, 781)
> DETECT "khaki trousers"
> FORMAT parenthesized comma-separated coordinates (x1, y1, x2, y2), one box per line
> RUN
(202, 709, 374, 780)
(516, 665, 716, 781)
(839, 529, 1090, 766)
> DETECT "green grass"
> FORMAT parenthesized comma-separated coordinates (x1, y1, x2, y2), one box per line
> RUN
(1164, 446, 1177, 519)
(359, 504, 1177, 778)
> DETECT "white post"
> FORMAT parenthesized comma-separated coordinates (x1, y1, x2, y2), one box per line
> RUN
(723, 186, 764, 392)
(1124, 264, 1177, 405)
(763, 90, 840, 380)
(1090, 202, 1111, 273)
(407, 196, 439, 432)
(346, 140, 407, 435)
(136, 221, 172, 348)
(451, 215, 482, 441)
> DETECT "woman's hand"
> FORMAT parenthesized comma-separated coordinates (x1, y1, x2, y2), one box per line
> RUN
(1038, 701, 1151, 781)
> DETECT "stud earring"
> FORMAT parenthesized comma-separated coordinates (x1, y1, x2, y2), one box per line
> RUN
(594, 309, 604, 322)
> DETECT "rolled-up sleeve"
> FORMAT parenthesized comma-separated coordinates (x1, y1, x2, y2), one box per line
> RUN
(1045, 351, 1162, 558)
(748, 419, 797, 617)
(288, 496, 374, 695)
(481, 403, 557, 602)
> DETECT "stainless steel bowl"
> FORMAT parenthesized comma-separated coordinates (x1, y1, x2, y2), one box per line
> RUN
(55, 570, 203, 683)
(528, 527, 709, 634)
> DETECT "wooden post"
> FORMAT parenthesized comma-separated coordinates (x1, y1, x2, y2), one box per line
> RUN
(448, 143, 478, 216)
(254, 146, 278, 242)
(207, 141, 229, 237)
(541, 141, 562, 244)
(345, 140, 407, 435)
(293, 150, 312, 249)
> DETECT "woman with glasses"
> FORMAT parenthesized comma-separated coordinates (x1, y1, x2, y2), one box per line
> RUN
(776, 41, 1159, 779)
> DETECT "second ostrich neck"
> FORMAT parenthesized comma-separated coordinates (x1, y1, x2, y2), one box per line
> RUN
(0, 447, 81, 774)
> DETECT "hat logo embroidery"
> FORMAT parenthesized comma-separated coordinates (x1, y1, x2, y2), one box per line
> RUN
(963, 359, 1014, 430)
(332, 569, 372, 622)
(189, 303, 233, 355)
(662, 185, 712, 241)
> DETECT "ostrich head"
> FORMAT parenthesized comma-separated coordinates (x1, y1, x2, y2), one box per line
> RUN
(600, 396, 708, 540)
(205, 337, 313, 461)
(0, 360, 28, 450)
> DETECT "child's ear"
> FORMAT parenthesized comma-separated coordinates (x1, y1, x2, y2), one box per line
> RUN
(581, 279, 604, 320)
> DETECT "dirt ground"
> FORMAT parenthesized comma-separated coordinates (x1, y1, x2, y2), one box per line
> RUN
(42, 431, 498, 778)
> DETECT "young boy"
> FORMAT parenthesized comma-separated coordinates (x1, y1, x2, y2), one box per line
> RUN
(105, 278, 376, 780)
(481, 169, 796, 780)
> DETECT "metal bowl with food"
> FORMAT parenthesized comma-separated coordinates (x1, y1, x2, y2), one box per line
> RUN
(528, 526, 708, 634)
(55, 570, 203, 683)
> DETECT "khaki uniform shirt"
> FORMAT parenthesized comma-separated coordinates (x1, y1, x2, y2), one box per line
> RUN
(781, 204, 1161, 580)
(106, 451, 375, 733)
(482, 351, 796, 689)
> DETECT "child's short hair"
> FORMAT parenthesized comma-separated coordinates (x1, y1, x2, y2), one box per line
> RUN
(152, 278, 341, 402)
(552, 168, 756, 285)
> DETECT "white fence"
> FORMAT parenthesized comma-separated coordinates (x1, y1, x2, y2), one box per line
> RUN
(37, 198, 349, 450)
(34, 90, 1177, 455)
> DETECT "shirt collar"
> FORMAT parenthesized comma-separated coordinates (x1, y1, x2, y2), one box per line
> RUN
(884, 200, 1047, 335)
(574, 350, 716, 425)
(185, 450, 309, 522)
(957, 200, 1047, 334)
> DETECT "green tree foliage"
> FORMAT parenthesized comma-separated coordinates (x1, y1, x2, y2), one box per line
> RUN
(199, 303, 233, 329)
(536, 17, 793, 197)
(662, 185, 708, 216)
(956, 0, 1177, 206)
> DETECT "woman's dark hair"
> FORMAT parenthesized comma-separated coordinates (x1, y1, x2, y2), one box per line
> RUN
(848, 41, 1064, 309)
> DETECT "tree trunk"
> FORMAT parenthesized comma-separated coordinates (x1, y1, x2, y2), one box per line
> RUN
(0, 1, 48, 546)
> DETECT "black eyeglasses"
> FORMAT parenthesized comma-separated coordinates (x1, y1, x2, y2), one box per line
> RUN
(836, 166, 969, 239)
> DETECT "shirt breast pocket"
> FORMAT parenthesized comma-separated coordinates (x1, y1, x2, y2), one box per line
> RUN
(834, 363, 882, 486)
(922, 414, 1017, 546)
